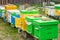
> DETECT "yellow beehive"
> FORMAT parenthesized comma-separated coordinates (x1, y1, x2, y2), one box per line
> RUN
(5, 5, 17, 10)
(21, 18, 26, 31)
(15, 18, 22, 28)
(15, 14, 39, 31)
(15, 17, 26, 31)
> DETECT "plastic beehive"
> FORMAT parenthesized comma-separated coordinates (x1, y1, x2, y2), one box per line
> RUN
(54, 4, 60, 16)
(17, 10, 39, 31)
(26, 16, 40, 35)
(33, 19, 58, 40)
(15, 18, 22, 28)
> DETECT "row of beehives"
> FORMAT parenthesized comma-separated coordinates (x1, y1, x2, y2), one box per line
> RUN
(45, 4, 60, 17)
(0, 4, 59, 40)
(0, 4, 39, 31)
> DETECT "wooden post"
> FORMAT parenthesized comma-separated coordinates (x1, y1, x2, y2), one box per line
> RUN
(2, 0, 3, 5)
(6, 0, 8, 4)
(0, 0, 1, 5)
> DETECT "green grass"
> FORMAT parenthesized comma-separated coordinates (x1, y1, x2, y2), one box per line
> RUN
(0, 19, 19, 40)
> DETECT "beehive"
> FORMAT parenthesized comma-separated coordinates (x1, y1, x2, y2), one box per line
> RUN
(26, 16, 40, 35)
(33, 19, 58, 40)
(6, 10, 20, 24)
(45, 6, 54, 16)
(54, 4, 60, 16)
(5, 5, 17, 22)
(15, 10, 39, 31)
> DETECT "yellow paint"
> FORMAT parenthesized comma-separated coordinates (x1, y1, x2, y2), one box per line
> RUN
(5, 5, 17, 21)
(5, 5, 17, 10)
(45, 8, 48, 15)
(15, 18, 22, 28)
(15, 14, 39, 31)
(55, 10, 60, 16)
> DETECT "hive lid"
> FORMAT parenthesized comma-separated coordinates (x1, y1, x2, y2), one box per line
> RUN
(55, 4, 60, 6)
(7, 10, 20, 14)
(46, 6, 54, 9)
(7, 10, 19, 12)
(26, 16, 40, 19)
(33, 17, 59, 25)
(0, 6, 5, 10)
(26, 16, 37, 19)
(35, 19, 55, 22)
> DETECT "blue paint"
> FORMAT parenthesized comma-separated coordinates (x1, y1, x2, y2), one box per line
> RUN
(15, 14, 20, 18)
(11, 16, 15, 25)
(11, 14, 20, 25)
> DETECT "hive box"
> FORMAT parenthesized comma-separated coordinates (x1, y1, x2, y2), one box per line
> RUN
(6, 10, 20, 27)
(7, 10, 20, 23)
(20, 10, 38, 14)
(45, 6, 54, 16)
(33, 19, 58, 40)
(18, 9, 39, 31)
(54, 4, 60, 16)
(26, 16, 40, 35)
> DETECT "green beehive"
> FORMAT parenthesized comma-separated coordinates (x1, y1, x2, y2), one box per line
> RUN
(20, 9, 39, 14)
(29, 10, 38, 14)
(20, 10, 28, 14)
(55, 4, 60, 10)
(26, 16, 40, 35)
(33, 19, 58, 40)
(0, 6, 5, 17)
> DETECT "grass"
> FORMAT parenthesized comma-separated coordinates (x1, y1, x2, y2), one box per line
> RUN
(0, 18, 19, 40)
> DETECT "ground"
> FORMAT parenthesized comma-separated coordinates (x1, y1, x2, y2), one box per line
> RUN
(58, 24, 60, 40)
(0, 18, 59, 40)
(0, 19, 24, 40)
